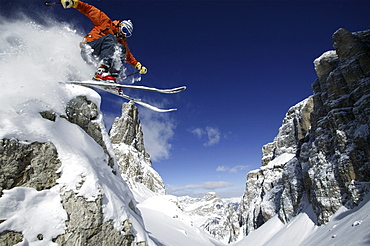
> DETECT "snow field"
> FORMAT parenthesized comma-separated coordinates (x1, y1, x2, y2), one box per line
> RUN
(0, 17, 149, 245)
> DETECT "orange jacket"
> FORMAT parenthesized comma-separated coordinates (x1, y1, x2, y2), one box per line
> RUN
(75, 1, 138, 67)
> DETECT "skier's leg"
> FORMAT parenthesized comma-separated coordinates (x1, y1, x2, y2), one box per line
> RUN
(88, 34, 117, 67)
(86, 34, 117, 82)
(80, 35, 115, 66)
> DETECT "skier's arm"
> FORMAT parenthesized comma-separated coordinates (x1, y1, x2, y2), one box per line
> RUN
(122, 42, 147, 74)
(74, 1, 111, 27)
(126, 50, 138, 67)
(61, 0, 111, 27)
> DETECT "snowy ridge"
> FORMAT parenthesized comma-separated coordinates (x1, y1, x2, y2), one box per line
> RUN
(0, 17, 150, 244)
(0, 17, 228, 245)
(112, 141, 165, 202)
(176, 192, 241, 244)
(138, 195, 227, 246)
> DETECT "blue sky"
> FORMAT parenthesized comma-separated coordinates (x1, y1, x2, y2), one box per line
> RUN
(2, 0, 370, 198)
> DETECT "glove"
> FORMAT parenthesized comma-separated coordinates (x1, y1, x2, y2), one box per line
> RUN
(135, 62, 147, 74)
(61, 0, 78, 9)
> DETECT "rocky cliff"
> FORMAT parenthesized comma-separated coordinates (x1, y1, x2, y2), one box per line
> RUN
(109, 101, 166, 199)
(0, 95, 150, 245)
(238, 97, 313, 236)
(238, 28, 370, 236)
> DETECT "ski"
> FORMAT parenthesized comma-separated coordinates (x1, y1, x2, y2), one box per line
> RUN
(119, 94, 177, 112)
(61, 80, 186, 94)
(61, 81, 177, 112)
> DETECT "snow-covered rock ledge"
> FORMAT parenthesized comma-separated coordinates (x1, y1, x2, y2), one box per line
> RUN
(0, 19, 150, 245)
(237, 28, 370, 244)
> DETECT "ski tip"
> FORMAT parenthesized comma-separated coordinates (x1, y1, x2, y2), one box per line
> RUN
(170, 86, 186, 93)
(166, 108, 178, 112)
(147, 107, 177, 113)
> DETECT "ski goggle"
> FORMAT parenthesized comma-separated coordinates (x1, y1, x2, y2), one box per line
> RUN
(119, 23, 132, 38)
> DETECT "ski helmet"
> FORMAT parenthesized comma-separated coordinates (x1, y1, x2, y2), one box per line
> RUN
(119, 20, 133, 38)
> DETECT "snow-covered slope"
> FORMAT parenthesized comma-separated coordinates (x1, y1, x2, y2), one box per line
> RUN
(176, 192, 241, 244)
(0, 17, 227, 246)
(0, 17, 152, 245)
(234, 194, 370, 246)
(138, 195, 227, 246)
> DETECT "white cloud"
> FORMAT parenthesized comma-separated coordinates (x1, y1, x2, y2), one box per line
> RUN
(216, 165, 250, 173)
(191, 128, 204, 138)
(166, 181, 240, 198)
(169, 181, 233, 191)
(140, 108, 175, 162)
(204, 127, 220, 146)
(216, 166, 228, 172)
(190, 126, 221, 147)
(216, 188, 245, 198)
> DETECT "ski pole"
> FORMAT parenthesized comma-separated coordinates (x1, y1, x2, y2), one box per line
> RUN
(44, 1, 62, 6)
(122, 71, 140, 79)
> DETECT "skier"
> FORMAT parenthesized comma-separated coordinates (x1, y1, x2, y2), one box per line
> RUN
(61, 0, 147, 82)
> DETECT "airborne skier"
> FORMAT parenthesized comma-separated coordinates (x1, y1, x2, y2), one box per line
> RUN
(60, 0, 147, 82)
(58, 0, 185, 112)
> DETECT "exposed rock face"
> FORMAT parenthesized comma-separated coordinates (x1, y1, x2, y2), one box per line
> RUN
(65, 96, 115, 169)
(110, 101, 166, 195)
(110, 101, 146, 152)
(261, 97, 314, 167)
(238, 28, 370, 236)
(305, 28, 370, 224)
(0, 96, 147, 245)
(55, 191, 136, 245)
(0, 139, 61, 197)
(55, 97, 147, 245)
(0, 139, 62, 245)
(238, 97, 313, 235)
(0, 230, 23, 246)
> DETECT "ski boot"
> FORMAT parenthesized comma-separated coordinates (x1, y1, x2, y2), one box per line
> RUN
(93, 65, 116, 82)
(93, 65, 123, 95)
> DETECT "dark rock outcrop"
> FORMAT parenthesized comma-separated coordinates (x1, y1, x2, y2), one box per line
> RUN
(238, 97, 313, 235)
(0, 96, 147, 245)
(0, 139, 61, 197)
(65, 96, 115, 169)
(238, 28, 370, 236)
(110, 101, 166, 195)
(55, 191, 137, 246)
(305, 28, 370, 224)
